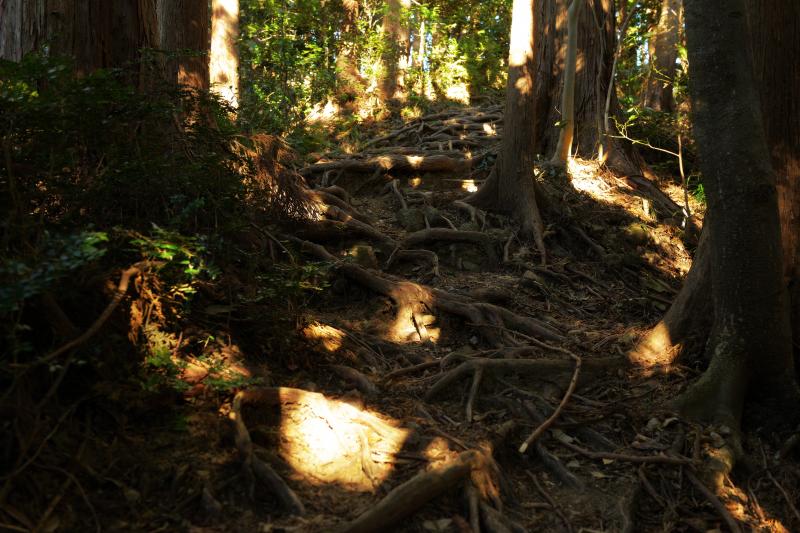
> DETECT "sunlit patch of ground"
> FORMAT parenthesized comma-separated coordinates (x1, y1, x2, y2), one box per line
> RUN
(277, 388, 410, 491)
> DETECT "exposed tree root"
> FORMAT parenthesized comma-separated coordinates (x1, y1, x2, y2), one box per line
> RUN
(685, 470, 742, 533)
(337, 450, 482, 533)
(301, 153, 473, 177)
(307, 189, 372, 224)
(290, 238, 563, 346)
(231, 391, 305, 515)
(385, 249, 440, 277)
(399, 228, 501, 262)
(294, 218, 397, 247)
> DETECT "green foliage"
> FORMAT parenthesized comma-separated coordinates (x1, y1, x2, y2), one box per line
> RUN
(129, 226, 219, 283)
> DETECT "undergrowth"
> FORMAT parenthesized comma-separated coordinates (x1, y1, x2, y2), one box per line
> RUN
(0, 52, 319, 526)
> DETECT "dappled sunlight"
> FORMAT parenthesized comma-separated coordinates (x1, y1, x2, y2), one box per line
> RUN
(306, 99, 343, 124)
(278, 388, 410, 491)
(302, 322, 345, 352)
(568, 158, 616, 202)
(462, 179, 479, 193)
(482, 122, 497, 136)
(388, 312, 441, 344)
(628, 322, 680, 368)
(210, 0, 239, 108)
(445, 83, 471, 104)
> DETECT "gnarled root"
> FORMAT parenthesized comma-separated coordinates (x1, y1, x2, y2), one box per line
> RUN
(338, 451, 481, 533)
(231, 391, 305, 515)
(291, 238, 562, 346)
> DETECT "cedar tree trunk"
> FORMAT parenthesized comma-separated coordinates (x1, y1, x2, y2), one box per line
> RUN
(643, 0, 680, 112)
(466, 0, 546, 255)
(746, 0, 800, 361)
(380, 0, 411, 103)
(210, 0, 239, 108)
(158, 0, 209, 92)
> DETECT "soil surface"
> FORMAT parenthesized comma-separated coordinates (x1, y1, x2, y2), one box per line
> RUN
(18, 103, 800, 533)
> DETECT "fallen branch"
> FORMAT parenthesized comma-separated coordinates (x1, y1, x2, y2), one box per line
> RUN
(560, 440, 692, 465)
(425, 357, 622, 403)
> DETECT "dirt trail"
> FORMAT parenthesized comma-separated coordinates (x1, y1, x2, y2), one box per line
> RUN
(98, 104, 798, 533)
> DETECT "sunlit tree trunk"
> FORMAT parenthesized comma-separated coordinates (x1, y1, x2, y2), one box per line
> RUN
(550, 0, 579, 165)
(533, 0, 639, 174)
(210, 0, 239, 108)
(380, 0, 411, 103)
(466, 0, 546, 257)
(158, 0, 209, 92)
(643, 0, 680, 112)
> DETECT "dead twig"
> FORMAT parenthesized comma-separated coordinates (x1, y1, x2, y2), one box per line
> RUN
(519, 350, 581, 453)
(560, 440, 692, 465)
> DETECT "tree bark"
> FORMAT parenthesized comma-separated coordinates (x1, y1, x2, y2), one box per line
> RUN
(158, 0, 209, 92)
(746, 0, 800, 362)
(533, 0, 639, 174)
(551, 0, 579, 165)
(380, 0, 411, 103)
(675, 0, 795, 429)
(210, 0, 239, 108)
(0, 0, 158, 85)
(466, 0, 546, 255)
(643, 0, 680, 112)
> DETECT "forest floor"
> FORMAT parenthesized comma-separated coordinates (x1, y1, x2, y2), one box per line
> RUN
(25, 103, 800, 533)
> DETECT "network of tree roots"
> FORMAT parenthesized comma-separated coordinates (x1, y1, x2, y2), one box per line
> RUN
(6, 102, 800, 533)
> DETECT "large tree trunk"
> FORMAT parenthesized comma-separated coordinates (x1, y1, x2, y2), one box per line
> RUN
(158, 0, 209, 92)
(210, 0, 239, 108)
(380, 0, 411, 103)
(466, 0, 546, 255)
(643, 0, 680, 112)
(0, 0, 158, 84)
(633, 0, 800, 372)
(746, 0, 800, 362)
(669, 0, 796, 437)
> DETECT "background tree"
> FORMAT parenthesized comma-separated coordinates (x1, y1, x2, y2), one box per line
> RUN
(642, 0, 680, 112)
(211, 0, 240, 108)
(380, 0, 411, 103)
(335, 0, 367, 105)
(466, 0, 546, 255)
(533, 0, 640, 174)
